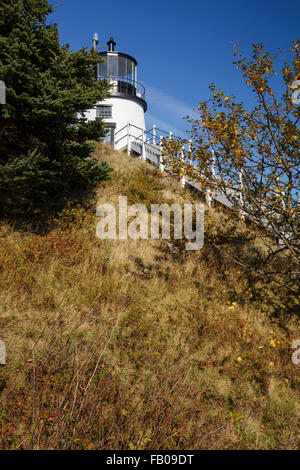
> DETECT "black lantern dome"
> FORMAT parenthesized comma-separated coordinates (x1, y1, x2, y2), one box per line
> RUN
(95, 37, 146, 111)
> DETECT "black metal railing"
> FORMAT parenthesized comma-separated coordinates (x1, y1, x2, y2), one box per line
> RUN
(97, 75, 146, 99)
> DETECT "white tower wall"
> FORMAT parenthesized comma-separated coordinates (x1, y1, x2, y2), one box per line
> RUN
(86, 37, 147, 152)
(85, 96, 146, 151)
(106, 97, 145, 151)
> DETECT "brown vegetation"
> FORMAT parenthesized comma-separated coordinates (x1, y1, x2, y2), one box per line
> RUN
(0, 144, 299, 450)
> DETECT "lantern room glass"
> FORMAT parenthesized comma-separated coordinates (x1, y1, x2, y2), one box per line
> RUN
(97, 54, 137, 83)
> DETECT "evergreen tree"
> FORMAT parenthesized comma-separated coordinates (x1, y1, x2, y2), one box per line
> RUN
(0, 0, 112, 216)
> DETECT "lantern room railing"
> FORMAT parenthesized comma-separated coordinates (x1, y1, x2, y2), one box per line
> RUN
(97, 75, 146, 100)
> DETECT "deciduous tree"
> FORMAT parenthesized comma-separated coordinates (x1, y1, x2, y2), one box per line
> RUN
(163, 42, 299, 293)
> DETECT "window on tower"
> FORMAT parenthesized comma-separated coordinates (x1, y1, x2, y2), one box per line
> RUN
(96, 105, 112, 118)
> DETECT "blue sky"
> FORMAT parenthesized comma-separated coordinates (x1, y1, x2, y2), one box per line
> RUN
(50, 0, 299, 137)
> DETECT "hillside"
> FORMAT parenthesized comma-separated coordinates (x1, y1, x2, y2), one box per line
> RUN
(0, 143, 299, 450)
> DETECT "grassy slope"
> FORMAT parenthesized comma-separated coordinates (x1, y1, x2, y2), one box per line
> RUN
(0, 144, 299, 450)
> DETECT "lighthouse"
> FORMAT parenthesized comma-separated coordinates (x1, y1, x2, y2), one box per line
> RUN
(86, 36, 147, 151)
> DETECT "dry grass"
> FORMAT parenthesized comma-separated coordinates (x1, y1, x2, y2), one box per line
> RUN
(0, 143, 299, 450)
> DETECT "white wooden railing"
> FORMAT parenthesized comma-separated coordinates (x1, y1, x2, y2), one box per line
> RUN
(112, 122, 294, 246)
(113, 122, 235, 209)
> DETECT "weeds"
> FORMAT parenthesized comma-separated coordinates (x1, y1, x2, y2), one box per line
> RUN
(0, 144, 299, 449)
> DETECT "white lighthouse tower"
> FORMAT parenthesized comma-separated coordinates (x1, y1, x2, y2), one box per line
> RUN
(86, 36, 147, 151)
